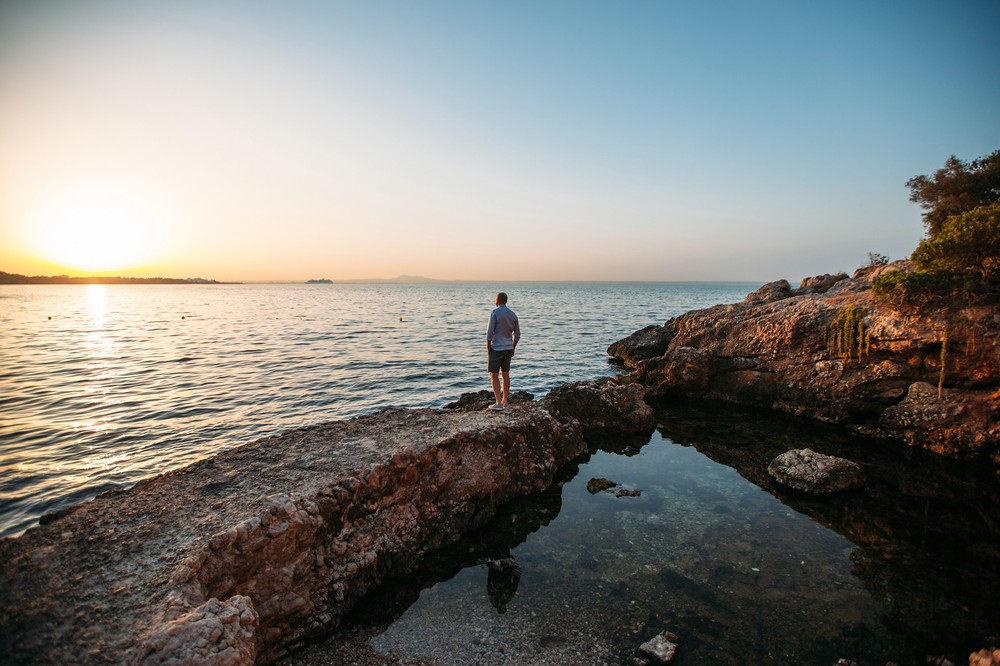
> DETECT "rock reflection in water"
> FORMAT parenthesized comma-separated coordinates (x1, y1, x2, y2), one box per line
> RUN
(338, 462, 572, 630)
(484, 555, 521, 614)
(293, 402, 1000, 665)
(654, 398, 1000, 661)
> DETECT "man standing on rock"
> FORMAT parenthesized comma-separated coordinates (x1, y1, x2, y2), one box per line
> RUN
(487, 292, 520, 411)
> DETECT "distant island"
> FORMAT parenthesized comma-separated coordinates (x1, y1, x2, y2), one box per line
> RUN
(305, 278, 333, 284)
(0, 271, 235, 285)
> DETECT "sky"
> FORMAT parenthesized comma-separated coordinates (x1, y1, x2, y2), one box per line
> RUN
(1, 1, 998, 283)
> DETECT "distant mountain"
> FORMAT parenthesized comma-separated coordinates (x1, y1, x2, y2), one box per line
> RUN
(0, 271, 233, 285)
(393, 275, 441, 283)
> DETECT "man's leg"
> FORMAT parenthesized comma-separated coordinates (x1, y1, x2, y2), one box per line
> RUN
(501, 370, 510, 408)
(490, 371, 503, 406)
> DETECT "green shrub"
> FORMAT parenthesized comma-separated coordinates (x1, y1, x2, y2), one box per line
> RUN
(911, 204, 1000, 288)
(876, 149, 1000, 310)
(872, 269, 957, 309)
(907, 149, 1000, 237)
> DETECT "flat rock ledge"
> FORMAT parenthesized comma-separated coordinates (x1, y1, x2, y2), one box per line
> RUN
(768, 448, 864, 494)
(0, 378, 653, 666)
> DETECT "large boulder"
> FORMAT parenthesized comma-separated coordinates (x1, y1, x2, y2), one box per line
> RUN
(744, 279, 793, 304)
(798, 272, 848, 293)
(767, 449, 864, 494)
(606, 324, 673, 366)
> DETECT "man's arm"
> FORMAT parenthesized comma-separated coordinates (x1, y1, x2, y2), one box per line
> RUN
(486, 311, 496, 353)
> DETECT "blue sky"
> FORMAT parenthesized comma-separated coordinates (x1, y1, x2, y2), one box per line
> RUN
(1, 0, 997, 281)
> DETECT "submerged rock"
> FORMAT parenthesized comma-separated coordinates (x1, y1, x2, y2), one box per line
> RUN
(637, 630, 679, 664)
(586, 477, 641, 497)
(608, 261, 1000, 466)
(0, 379, 654, 666)
(768, 448, 864, 494)
(587, 478, 618, 494)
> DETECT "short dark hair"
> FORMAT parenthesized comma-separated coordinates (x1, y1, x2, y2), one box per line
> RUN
(496, 292, 508, 304)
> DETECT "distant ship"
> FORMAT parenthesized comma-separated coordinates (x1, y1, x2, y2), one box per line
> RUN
(306, 278, 333, 284)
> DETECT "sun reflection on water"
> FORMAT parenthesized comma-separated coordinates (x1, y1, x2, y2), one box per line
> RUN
(78, 285, 125, 463)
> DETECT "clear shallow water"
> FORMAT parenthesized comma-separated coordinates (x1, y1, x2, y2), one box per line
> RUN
(302, 401, 1000, 666)
(0, 281, 755, 538)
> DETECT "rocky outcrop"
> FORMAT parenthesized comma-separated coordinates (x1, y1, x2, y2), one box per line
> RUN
(608, 262, 1000, 465)
(0, 379, 653, 666)
(767, 449, 864, 493)
(543, 377, 655, 432)
(971, 648, 1000, 666)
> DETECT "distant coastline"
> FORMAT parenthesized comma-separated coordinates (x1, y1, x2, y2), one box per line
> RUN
(0, 271, 236, 285)
(294, 275, 765, 285)
(2, 271, 766, 286)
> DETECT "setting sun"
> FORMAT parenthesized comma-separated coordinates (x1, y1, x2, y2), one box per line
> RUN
(25, 187, 161, 273)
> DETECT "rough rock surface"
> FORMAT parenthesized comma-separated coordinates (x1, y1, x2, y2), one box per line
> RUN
(0, 379, 653, 666)
(970, 648, 1000, 666)
(637, 630, 679, 664)
(587, 477, 619, 494)
(442, 390, 534, 411)
(767, 448, 865, 493)
(608, 262, 1000, 465)
(585, 477, 641, 497)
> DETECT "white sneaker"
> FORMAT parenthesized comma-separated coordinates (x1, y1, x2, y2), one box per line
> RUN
(489, 403, 504, 411)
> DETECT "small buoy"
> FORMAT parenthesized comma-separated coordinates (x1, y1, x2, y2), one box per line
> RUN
(182, 316, 186, 319)
(399, 317, 403, 321)
(48, 316, 52, 320)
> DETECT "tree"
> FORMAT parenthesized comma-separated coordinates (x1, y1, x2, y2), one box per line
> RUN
(906, 149, 1000, 236)
(911, 204, 1000, 290)
(875, 149, 1000, 308)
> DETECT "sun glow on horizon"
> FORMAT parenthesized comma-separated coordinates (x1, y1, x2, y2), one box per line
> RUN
(23, 187, 164, 274)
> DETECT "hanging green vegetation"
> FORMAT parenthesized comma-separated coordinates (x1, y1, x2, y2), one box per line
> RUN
(938, 328, 948, 399)
(827, 305, 870, 360)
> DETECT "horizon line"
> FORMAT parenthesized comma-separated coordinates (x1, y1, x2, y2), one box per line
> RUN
(243, 277, 768, 285)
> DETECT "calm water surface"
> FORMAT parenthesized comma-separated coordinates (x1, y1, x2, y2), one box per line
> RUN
(0, 281, 753, 538)
(301, 402, 999, 666)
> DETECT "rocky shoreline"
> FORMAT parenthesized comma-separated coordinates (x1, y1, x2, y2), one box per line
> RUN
(0, 379, 653, 665)
(3, 266, 998, 665)
(608, 262, 1000, 467)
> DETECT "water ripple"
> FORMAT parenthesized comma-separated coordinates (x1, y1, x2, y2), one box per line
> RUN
(0, 281, 755, 538)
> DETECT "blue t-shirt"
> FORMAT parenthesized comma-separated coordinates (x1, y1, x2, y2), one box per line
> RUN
(487, 305, 520, 351)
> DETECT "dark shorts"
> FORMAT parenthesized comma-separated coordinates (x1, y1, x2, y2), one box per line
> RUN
(488, 348, 514, 374)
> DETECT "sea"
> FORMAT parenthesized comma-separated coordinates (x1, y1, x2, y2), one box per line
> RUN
(4, 281, 998, 664)
(0, 281, 753, 539)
